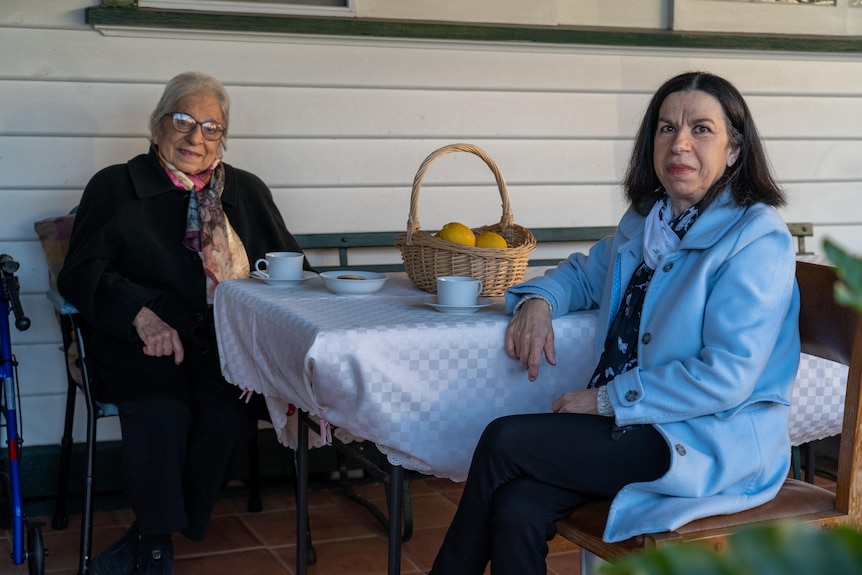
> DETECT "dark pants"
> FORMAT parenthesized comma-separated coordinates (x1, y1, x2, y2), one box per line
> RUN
(430, 413, 671, 575)
(117, 373, 267, 541)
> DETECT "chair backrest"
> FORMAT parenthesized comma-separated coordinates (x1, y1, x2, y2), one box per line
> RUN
(795, 260, 862, 527)
(34, 213, 76, 290)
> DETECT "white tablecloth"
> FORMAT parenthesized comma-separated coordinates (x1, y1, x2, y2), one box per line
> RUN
(214, 272, 845, 482)
(214, 273, 597, 481)
(790, 354, 846, 445)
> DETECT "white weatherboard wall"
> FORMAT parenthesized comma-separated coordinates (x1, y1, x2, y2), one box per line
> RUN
(2, 1, 862, 447)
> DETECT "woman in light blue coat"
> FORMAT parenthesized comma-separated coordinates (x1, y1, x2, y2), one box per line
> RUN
(430, 72, 800, 575)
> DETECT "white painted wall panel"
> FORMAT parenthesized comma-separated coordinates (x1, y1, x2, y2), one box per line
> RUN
(2, 3, 862, 447)
(10, 80, 862, 142)
(0, 137, 627, 188)
(5, 27, 862, 95)
(19, 394, 122, 446)
(13, 343, 70, 397)
(2, 81, 648, 138)
(278, 184, 629, 234)
(7, 137, 861, 192)
(557, 0, 668, 29)
(0, 0, 93, 27)
(673, 0, 861, 36)
(3, 136, 859, 242)
(1, 192, 82, 243)
(3, 295, 62, 346)
(0, 243, 58, 295)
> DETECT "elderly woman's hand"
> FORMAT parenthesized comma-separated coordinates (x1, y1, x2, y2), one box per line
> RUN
(132, 307, 185, 365)
(552, 389, 599, 415)
(504, 298, 557, 381)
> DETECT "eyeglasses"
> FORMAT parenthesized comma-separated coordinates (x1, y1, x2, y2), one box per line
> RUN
(165, 112, 225, 141)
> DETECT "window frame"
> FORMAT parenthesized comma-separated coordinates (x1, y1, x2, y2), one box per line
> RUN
(138, 0, 355, 18)
(673, 0, 862, 36)
(88, 2, 862, 53)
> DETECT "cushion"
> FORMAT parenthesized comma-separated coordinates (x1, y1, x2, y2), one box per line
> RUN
(34, 213, 83, 385)
(33, 213, 75, 290)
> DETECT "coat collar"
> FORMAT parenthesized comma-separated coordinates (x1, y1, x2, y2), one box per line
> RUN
(127, 148, 237, 206)
(675, 187, 745, 251)
(617, 186, 746, 252)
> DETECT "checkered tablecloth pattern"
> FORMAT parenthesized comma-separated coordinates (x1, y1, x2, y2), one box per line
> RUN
(214, 273, 846, 481)
(789, 353, 846, 446)
(214, 274, 597, 481)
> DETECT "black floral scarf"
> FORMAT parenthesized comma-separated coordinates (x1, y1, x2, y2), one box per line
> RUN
(588, 195, 704, 394)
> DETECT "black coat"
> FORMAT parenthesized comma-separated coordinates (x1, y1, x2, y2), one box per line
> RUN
(58, 149, 306, 403)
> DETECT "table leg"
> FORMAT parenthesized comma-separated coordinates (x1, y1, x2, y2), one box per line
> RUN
(804, 441, 816, 484)
(296, 412, 406, 574)
(296, 419, 309, 575)
(387, 464, 403, 575)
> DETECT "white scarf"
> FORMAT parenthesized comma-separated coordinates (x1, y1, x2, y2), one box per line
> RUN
(642, 195, 698, 270)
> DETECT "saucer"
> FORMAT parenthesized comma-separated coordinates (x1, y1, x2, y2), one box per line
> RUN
(250, 270, 317, 286)
(420, 296, 494, 314)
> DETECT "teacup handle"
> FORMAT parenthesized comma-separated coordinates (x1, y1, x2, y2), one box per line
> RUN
(476, 280, 484, 295)
(254, 258, 268, 273)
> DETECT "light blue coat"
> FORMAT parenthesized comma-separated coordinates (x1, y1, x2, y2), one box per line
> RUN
(506, 190, 800, 542)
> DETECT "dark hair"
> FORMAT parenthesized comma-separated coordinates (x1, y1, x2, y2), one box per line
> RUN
(624, 71, 784, 215)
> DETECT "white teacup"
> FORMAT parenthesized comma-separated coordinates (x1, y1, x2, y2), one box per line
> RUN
(254, 251, 303, 280)
(437, 276, 483, 307)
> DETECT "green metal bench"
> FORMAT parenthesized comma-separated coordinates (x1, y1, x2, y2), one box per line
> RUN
(295, 223, 813, 272)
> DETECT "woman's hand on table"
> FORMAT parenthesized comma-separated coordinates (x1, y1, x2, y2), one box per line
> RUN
(133, 307, 185, 365)
(552, 388, 599, 415)
(504, 298, 556, 381)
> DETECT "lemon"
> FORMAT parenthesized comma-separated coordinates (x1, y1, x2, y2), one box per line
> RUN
(438, 222, 476, 247)
(476, 231, 508, 249)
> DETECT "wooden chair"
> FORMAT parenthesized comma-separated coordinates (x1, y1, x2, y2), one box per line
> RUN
(556, 260, 862, 568)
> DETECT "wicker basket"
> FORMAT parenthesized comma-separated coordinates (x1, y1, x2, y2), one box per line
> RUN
(395, 143, 536, 297)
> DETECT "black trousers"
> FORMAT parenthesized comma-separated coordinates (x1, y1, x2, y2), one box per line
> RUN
(116, 371, 267, 541)
(430, 413, 671, 575)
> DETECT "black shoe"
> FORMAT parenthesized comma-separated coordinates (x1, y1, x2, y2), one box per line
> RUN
(89, 522, 140, 575)
(136, 534, 174, 575)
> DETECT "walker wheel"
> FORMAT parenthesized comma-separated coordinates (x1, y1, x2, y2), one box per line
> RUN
(27, 521, 46, 575)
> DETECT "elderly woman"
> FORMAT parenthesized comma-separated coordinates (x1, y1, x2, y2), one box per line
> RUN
(58, 72, 307, 575)
(430, 71, 800, 575)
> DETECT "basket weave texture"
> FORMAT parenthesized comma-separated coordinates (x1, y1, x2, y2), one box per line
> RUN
(395, 143, 536, 297)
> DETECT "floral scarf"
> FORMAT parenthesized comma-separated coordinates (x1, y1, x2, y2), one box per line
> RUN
(158, 150, 250, 306)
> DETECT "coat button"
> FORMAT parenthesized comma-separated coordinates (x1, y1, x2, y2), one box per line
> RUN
(641, 332, 652, 344)
(191, 312, 204, 322)
(675, 444, 687, 456)
(625, 390, 639, 402)
(663, 262, 674, 272)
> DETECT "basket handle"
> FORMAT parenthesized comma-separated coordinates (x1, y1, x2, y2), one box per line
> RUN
(406, 143, 513, 244)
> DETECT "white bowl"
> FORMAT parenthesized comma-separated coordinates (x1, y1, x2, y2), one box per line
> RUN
(319, 270, 388, 295)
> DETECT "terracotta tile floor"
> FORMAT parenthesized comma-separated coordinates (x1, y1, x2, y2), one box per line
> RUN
(2, 470, 837, 575)
(2, 474, 578, 575)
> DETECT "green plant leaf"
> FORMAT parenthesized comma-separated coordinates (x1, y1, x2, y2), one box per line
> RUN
(599, 545, 735, 575)
(596, 524, 862, 575)
(730, 524, 862, 575)
(823, 238, 862, 313)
